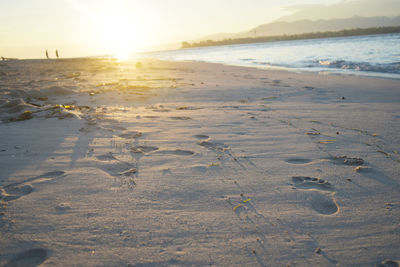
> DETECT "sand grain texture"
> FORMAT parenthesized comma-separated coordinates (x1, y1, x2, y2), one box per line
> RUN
(0, 58, 399, 266)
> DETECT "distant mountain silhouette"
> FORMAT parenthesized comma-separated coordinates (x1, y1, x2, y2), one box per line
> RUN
(252, 16, 400, 36)
(277, 0, 400, 22)
(195, 16, 400, 42)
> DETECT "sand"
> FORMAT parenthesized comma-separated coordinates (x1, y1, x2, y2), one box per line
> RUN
(0, 58, 399, 266)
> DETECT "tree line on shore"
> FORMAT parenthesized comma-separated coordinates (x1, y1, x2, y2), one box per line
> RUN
(181, 26, 400, 49)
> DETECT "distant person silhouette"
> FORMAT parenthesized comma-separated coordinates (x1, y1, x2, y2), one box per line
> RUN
(46, 50, 49, 59)
(56, 50, 59, 59)
(1, 56, 5, 61)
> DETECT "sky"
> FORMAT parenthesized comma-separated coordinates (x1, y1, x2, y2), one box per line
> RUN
(0, 0, 398, 59)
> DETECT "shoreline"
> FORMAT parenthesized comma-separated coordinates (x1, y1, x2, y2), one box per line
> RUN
(144, 57, 400, 81)
(186, 59, 400, 81)
(146, 32, 400, 81)
(4, 49, 400, 81)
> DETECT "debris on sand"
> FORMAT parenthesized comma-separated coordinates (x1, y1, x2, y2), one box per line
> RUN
(306, 132, 320, 135)
(7, 110, 33, 122)
(354, 166, 372, 172)
(334, 156, 364, 166)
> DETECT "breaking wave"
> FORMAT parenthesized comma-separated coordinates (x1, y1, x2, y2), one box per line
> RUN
(314, 60, 400, 74)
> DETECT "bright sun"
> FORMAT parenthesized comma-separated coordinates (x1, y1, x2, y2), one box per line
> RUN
(98, 13, 138, 59)
(69, 0, 148, 59)
(99, 14, 138, 59)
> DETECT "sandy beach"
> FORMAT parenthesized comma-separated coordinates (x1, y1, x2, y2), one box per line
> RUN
(0, 58, 399, 266)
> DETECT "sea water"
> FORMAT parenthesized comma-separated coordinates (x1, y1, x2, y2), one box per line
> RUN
(148, 33, 400, 79)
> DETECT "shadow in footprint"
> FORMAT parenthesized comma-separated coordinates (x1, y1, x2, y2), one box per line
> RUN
(291, 176, 339, 215)
(310, 192, 339, 215)
(118, 131, 142, 139)
(155, 149, 194, 156)
(6, 171, 66, 188)
(170, 116, 191, 120)
(56, 202, 72, 214)
(152, 109, 171, 113)
(285, 158, 312, 164)
(1, 171, 66, 202)
(198, 141, 229, 152)
(119, 168, 137, 176)
(38, 171, 65, 178)
(97, 163, 136, 177)
(292, 176, 334, 191)
(1, 184, 34, 201)
(130, 146, 159, 154)
(376, 259, 399, 267)
(194, 134, 209, 140)
(96, 152, 117, 161)
(4, 248, 48, 267)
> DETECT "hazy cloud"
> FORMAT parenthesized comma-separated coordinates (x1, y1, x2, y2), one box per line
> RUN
(279, 0, 400, 21)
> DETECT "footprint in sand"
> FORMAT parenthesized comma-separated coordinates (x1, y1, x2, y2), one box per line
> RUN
(292, 176, 334, 191)
(94, 154, 137, 177)
(1, 185, 34, 202)
(285, 158, 313, 164)
(119, 168, 138, 176)
(291, 176, 339, 215)
(152, 108, 171, 113)
(56, 202, 72, 213)
(1, 171, 66, 202)
(194, 134, 209, 140)
(198, 140, 229, 152)
(4, 248, 48, 267)
(170, 116, 191, 120)
(118, 131, 142, 139)
(309, 192, 339, 215)
(376, 259, 399, 267)
(143, 115, 160, 119)
(130, 145, 159, 154)
(96, 152, 117, 161)
(155, 149, 194, 156)
(38, 171, 66, 178)
(176, 106, 197, 110)
(103, 125, 127, 132)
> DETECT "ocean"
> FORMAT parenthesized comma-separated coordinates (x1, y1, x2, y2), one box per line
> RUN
(147, 33, 400, 79)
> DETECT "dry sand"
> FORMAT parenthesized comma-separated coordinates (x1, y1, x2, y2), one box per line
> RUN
(0, 58, 399, 266)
